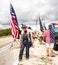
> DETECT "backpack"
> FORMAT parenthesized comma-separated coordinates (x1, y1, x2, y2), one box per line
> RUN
(28, 32, 32, 47)
(22, 32, 32, 47)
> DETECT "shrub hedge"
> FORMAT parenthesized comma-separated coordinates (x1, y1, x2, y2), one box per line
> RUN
(0, 28, 11, 37)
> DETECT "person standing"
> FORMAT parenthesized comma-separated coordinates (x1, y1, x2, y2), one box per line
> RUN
(19, 24, 31, 61)
(44, 25, 55, 57)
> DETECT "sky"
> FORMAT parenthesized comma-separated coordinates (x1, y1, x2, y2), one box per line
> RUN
(0, 0, 58, 29)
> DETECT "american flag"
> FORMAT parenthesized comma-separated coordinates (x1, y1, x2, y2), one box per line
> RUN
(39, 17, 44, 32)
(10, 4, 19, 39)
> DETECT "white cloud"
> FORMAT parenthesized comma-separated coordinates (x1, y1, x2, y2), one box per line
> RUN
(0, 0, 10, 24)
(0, 0, 58, 26)
(0, 24, 4, 29)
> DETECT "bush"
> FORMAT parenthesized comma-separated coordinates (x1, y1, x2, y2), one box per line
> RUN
(0, 28, 11, 37)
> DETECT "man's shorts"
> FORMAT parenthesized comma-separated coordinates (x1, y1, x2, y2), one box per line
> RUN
(46, 43, 54, 48)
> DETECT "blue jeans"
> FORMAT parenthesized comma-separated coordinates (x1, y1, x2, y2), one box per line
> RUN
(19, 44, 29, 59)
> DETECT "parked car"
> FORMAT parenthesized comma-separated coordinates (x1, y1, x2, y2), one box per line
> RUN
(51, 23, 58, 50)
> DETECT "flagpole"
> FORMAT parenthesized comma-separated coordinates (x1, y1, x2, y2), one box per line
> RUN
(35, 18, 38, 32)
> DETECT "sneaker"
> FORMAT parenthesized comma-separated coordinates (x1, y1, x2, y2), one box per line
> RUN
(50, 55, 55, 57)
(18, 59, 22, 61)
(47, 55, 49, 57)
(26, 58, 29, 60)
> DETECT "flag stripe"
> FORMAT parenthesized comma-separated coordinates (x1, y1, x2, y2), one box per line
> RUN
(10, 4, 19, 39)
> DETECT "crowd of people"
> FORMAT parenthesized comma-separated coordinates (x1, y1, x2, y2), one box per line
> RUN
(13, 24, 56, 61)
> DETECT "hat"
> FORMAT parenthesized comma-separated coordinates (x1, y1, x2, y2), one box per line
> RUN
(21, 24, 27, 28)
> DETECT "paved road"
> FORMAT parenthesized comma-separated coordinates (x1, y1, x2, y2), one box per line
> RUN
(0, 49, 15, 65)
(0, 37, 13, 47)
(0, 37, 19, 65)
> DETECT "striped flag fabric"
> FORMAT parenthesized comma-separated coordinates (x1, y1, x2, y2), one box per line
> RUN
(10, 4, 19, 39)
(39, 17, 44, 32)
